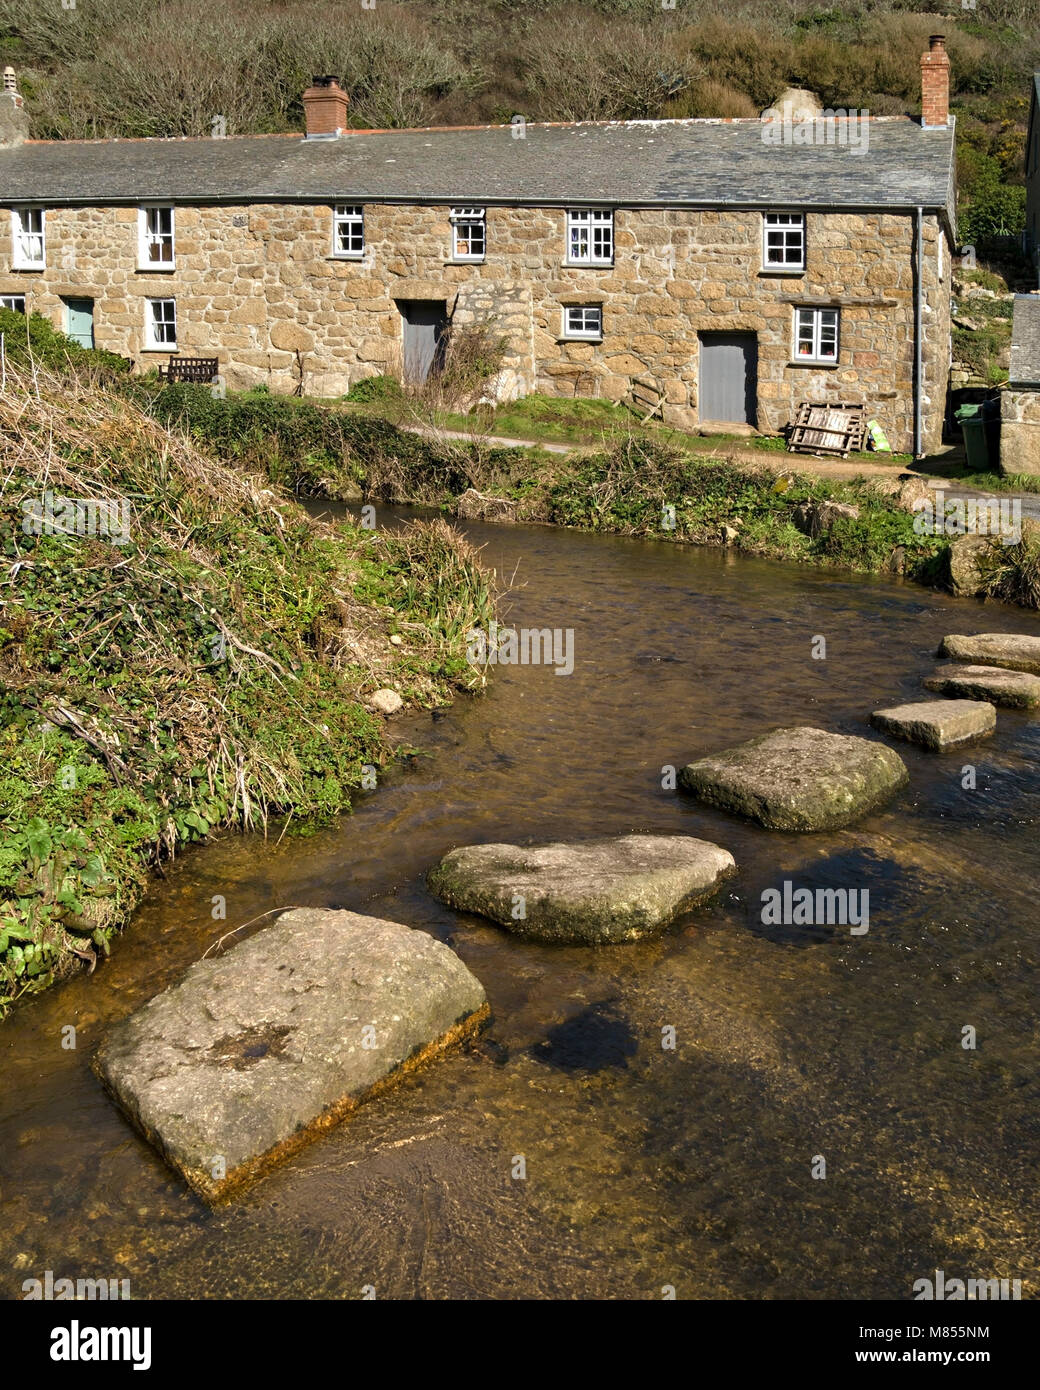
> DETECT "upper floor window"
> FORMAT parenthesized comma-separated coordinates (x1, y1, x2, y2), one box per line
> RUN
(12, 207, 45, 269)
(139, 205, 175, 269)
(567, 209, 613, 266)
(333, 205, 364, 257)
(0, 294, 26, 313)
(763, 212, 805, 271)
(145, 297, 177, 350)
(451, 207, 486, 261)
(794, 307, 839, 364)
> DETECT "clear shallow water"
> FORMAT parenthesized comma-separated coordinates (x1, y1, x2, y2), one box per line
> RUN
(2, 512, 1039, 1300)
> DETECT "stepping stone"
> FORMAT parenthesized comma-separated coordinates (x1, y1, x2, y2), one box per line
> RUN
(938, 633, 1040, 676)
(94, 909, 487, 1204)
(427, 834, 736, 944)
(871, 699, 996, 750)
(679, 726, 908, 832)
(923, 664, 1040, 709)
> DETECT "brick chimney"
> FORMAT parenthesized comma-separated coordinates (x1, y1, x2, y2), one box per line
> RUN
(920, 35, 950, 129)
(0, 66, 28, 148)
(302, 76, 350, 139)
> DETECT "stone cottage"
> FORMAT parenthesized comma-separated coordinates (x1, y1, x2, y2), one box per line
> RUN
(1001, 292, 1040, 476)
(0, 41, 957, 454)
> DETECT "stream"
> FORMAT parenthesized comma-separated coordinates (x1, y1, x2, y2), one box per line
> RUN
(2, 509, 1038, 1300)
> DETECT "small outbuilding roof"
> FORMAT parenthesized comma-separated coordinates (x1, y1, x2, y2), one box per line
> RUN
(1009, 294, 1040, 387)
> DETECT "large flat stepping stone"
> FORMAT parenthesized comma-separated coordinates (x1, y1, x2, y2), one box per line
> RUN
(679, 726, 908, 831)
(923, 664, 1040, 709)
(871, 699, 996, 750)
(939, 633, 1040, 675)
(427, 835, 736, 944)
(94, 909, 487, 1203)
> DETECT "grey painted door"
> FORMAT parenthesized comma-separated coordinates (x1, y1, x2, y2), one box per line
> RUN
(399, 300, 447, 384)
(64, 297, 95, 349)
(699, 332, 757, 425)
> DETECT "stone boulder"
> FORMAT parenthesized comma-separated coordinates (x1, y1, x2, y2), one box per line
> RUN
(923, 664, 1040, 709)
(94, 909, 487, 1203)
(945, 534, 995, 596)
(870, 700, 996, 751)
(367, 688, 403, 715)
(792, 500, 861, 539)
(679, 726, 908, 831)
(938, 633, 1040, 675)
(427, 834, 736, 944)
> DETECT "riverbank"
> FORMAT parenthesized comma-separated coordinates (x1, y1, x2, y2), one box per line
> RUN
(149, 383, 1040, 608)
(0, 363, 495, 1016)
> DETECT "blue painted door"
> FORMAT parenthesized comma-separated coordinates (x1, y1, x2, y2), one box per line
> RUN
(699, 332, 758, 426)
(64, 297, 95, 349)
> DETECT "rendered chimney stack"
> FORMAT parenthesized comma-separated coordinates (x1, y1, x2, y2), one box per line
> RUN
(920, 35, 950, 129)
(302, 76, 349, 139)
(2, 66, 24, 109)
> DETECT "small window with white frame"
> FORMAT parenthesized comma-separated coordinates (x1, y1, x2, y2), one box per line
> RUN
(563, 304, 603, 340)
(145, 297, 177, 350)
(333, 205, 364, 257)
(794, 307, 839, 364)
(450, 207, 486, 261)
(11, 207, 45, 269)
(0, 294, 26, 313)
(763, 212, 805, 271)
(139, 205, 175, 268)
(567, 209, 613, 266)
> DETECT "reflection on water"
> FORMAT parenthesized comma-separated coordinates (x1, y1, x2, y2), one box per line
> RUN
(2, 511, 1038, 1300)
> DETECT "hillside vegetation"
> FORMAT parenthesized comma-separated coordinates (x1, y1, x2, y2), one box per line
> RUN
(1, 0, 1036, 239)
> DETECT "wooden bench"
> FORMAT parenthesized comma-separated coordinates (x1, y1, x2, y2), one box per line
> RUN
(158, 356, 219, 384)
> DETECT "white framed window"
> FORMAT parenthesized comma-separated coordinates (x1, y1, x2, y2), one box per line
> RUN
(145, 297, 177, 350)
(11, 207, 45, 269)
(763, 213, 805, 271)
(333, 205, 364, 257)
(794, 307, 839, 364)
(0, 294, 26, 312)
(139, 205, 175, 268)
(563, 304, 603, 340)
(567, 209, 613, 266)
(450, 207, 486, 261)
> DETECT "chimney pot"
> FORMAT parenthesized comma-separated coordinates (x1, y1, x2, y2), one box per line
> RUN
(302, 76, 349, 138)
(920, 33, 950, 129)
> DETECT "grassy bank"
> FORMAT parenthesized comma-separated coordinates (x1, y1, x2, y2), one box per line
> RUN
(144, 382, 1040, 605)
(0, 361, 495, 1016)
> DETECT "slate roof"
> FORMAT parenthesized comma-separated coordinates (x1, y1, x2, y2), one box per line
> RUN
(0, 117, 956, 224)
(1009, 294, 1040, 387)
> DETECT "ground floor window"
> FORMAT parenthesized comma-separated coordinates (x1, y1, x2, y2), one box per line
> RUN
(145, 298, 177, 349)
(563, 304, 603, 340)
(0, 295, 26, 313)
(793, 307, 839, 364)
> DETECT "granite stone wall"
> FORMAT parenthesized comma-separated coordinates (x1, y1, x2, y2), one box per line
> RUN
(0, 201, 951, 452)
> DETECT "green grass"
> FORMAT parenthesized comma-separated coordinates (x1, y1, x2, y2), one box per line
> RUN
(0, 362, 496, 1017)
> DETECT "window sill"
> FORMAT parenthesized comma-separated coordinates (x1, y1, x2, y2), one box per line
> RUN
(789, 359, 839, 368)
(563, 262, 614, 271)
(11, 264, 45, 273)
(137, 264, 176, 273)
(448, 258, 486, 265)
(142, 346, 178, 353)
(329, 253, 365, 261)
(559, 337, 603, 345)
(760, 267, 805, 276)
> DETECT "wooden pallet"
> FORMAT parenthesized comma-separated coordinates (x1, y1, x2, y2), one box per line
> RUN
(787, 401, 866, 457)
